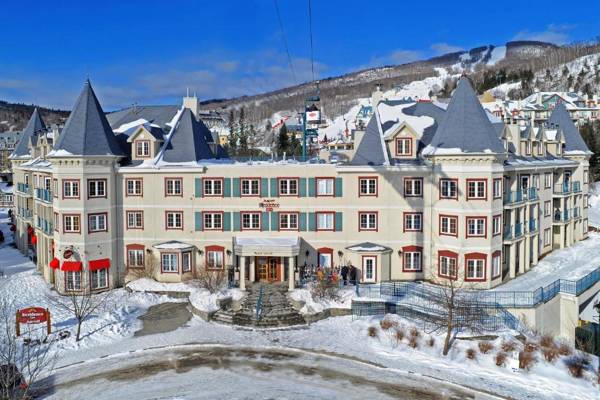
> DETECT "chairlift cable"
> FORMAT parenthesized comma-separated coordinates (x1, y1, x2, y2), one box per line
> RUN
(308, 0, 316, 85)
(273, 0, 297, 85)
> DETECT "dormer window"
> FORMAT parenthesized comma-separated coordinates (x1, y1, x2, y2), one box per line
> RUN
(395, 138, 412, 157)
(135, 140, 150, 158)
(526, 141, 532, 155)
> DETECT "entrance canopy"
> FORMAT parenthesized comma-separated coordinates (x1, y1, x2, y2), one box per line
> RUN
(234, 236, 300, 257)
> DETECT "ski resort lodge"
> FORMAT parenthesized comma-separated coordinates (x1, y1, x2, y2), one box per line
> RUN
(10, 77, 592, 294)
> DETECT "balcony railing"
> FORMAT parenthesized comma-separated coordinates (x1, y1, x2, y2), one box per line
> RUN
(554, 209, 571, 222)
(573, 207, 581, 219)
(17, 183, 31, 195)
(572, 181, 581, 193)
(504, 223, 524, 240)
(34, 188, 53, 203)
(504, 187, 539, 205)
(553, 181, 581, 195)
(18, 207, 32, 219)
(529, 218, 537, 233)
(528, 187, 538, 201)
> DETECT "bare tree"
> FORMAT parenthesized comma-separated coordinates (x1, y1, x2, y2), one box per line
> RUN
(48, 290, 111, 342)
(0, 299, 56, 400)
(126, 252, 159, 282)
(192, 269, 227, 294)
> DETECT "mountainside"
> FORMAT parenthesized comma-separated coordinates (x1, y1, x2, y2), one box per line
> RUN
(0, 101, 68, 132)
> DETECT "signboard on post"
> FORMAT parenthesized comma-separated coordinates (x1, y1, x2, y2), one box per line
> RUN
(16, 307, 51, 336)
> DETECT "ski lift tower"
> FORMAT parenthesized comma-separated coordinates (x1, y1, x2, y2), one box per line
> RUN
(302, 81, 321, 158)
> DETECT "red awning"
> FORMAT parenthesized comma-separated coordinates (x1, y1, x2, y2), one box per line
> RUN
(61, 261, 82, 272)
(49, 258, 59, 269)
(89, 258, 110, 271)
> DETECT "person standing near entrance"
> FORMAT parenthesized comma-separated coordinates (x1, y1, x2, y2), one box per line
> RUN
(341, 265, 349, 285)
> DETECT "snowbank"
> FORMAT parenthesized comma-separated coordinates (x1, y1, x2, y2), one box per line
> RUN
(290, 286, 356, 315)
(588, 182, 600, 227)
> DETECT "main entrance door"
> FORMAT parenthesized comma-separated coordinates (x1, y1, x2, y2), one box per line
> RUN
(256, 257, 280, 282)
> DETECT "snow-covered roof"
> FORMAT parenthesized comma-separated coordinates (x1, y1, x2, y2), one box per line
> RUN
(234, 236, 299, 248)
(152, 241, 196, 250)
(346, 242, 392, 253)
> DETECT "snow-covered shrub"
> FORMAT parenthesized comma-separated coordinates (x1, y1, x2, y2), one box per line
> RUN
(193, 270, 227, 294)
(519, 350, 537, 371)
(539, 334, 555, 348)
(409, 327, 420, 339)
(367, 326, 378, 338)
(425, 336, 435, 347)
(564, 355, 591, 378)
(395, 328, 405, 343)
(557, 341, 573, 356)
(501, 340, 517, 353)
(380, 318, 396, 331)
(524, 341, 538, 353)
(495, 352, 507, 367)
(309, 275, 340, 301)
(408, 335, 419, 349)
(478, 341, 494, 354)
(466, 348, 477, 360)
(542, 346, 559, 363)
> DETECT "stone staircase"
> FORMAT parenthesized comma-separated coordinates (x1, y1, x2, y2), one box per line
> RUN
(212, 283, 306, 328)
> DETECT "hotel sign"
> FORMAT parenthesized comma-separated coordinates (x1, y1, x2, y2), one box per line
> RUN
(259, 199, 279, 212)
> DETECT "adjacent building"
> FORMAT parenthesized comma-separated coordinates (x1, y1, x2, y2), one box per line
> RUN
(11, 77, 592, 295)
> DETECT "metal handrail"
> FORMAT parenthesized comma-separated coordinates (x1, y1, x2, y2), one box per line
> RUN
(255, 285, 264, 320)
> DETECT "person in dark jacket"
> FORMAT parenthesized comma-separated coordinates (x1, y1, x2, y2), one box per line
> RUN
(341, 265, 349, 285)
(349, 265, 357, 285)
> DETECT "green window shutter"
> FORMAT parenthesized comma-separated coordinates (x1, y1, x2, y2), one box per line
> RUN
(233, 212, 241, 231)
(232, 177, 241, 197)
(195, 178, 202, 197)
(223, 178, 232, 197)
(270, 178, 278, 197)
(271, 212, 278, 230)
(308, 212, 316, 231)
(223, 212, 231, 231)
(195, 212, 203, 231)
(260, 178, 269, 197)
(299, 178, 307, 197)
(308, 178, 316, 197)
(299, 212, 307, 231)
(335, 212, 343, 232)
(335, 177, 343, 197)
(261, 212, 269, 231)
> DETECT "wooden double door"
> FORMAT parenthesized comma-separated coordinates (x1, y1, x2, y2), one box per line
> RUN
(256, 256, 281, 282)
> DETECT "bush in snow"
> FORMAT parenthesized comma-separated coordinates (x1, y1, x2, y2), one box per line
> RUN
(495, 352, 507, 367)
(409, 327, 420, 339)
(519, 350, 537, 371)
(193, 269, 227, 294)
(466, 348, 477, 360)
(557, 341, 573, 356)
(542, 346, 559, 363)
(367, 326, 378, 338)
(524, 341, 538, 354)
(500, 340, 517, 353)
(408, 335, 419, 349)
(425, 336, 435, 348)
(309, 274, 340, 301)
(380, 318, 397, 331)
(564, 355, 591, 379)
(395, 328, 405, 343)
(539, 334, 556, 349)
(478, 341, 494, 354)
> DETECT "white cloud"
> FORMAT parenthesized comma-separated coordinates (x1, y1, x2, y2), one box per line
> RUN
(430, 42, 464, 55)
(513, 24, 574, 45)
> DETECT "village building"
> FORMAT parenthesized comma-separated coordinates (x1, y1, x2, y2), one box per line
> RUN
(10, 77, 591, 295)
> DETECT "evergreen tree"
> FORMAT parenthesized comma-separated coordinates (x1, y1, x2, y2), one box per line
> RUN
(290, 132, 301, 155)
(227, 109, 237, 152)
(277, 124, 289, 155)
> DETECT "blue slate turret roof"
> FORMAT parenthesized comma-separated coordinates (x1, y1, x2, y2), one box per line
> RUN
(161, 108, 217, 163)
(11, 108, 45, 158)
(426, 77, 505, 154)
(546, 102, 591, 153)
(52, 80, 126, 157)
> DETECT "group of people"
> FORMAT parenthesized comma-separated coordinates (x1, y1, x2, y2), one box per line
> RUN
(301, 264, 359, 285)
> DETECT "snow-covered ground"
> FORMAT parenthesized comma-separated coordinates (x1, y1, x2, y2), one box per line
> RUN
(588, 182, 600, 227)
(496, 232, 600, 292)
(290, 285, 356, 314)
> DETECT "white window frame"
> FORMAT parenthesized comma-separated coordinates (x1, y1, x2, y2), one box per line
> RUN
(88, 179, 106, 198)
(241, 212, 260, 230)
(544, 201, 551, 217)
(492, 216, 501, 236)
(182, 252, 192, 272)
(359, 212, 377, 231)
(439, 256, 457, 278)
(544, 228, 551, 246)
(161, 253, 178, 273)
(206, 250, 224, 269)
(404, 178, 423, 197)
(166, 212, 183, 229)
(241, 178, 260, 196)
(127, 211, 143, 229)
(316, 178, 334, 196)
(65, 271, 82, 291)
(467, 180, 486, 199)
(279, 212, 298, 230)
(90, 269, 108, 290)
(362, 256, 376, 282)
(466, 259, 485, 280)
(544, 173, 552, 189)
(440, 216, 457, 236)
(493, 179, 502, 199)
(316, 212, 334, 231)
(492, 254, 501, 278)
(136, 140, 150, 157)
(440, 179, 457, 199)
(128, 249, 144, 267)
(203, 179, 223, 196)
(203, 212, 223, 230)
(404, 213, 422, 231)
(126, 179, 143, 196)
(467, 217, 486, 237)
(279, 178, 298, 196)
(404, 252, 422, 271)
(88, 213, 107, 232)
(64, 215, 80, 233)
(359, 178, 377, 196)
(63, 180, 79, 198)
(165, 178, 182, 196)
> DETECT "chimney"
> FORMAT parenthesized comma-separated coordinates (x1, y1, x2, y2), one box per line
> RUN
(371, 84, 384, 106)
(182, 92, 199, 118)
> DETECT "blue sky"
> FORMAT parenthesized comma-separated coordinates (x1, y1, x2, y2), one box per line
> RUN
(1, 0, 599, 110)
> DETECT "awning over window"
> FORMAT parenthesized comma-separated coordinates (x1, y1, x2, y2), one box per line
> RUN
(49, 258, 59, 269)
(61, 261, 82, 272)
(89, 258, 110, 271)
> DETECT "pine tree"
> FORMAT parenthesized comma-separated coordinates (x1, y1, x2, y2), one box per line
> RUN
(277, 124, 289, 155)
(290, 132, 301, 155)
(227, 109, 237, 152)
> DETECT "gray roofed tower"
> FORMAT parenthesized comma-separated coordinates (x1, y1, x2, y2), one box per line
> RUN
(547, 102, 591, 153)
(11, 108, 45, 158)
(349, 116, 387, 166)
(52, 80, 126, 157)
(426, 77, 505, 154)
(161, 108, 216, 163)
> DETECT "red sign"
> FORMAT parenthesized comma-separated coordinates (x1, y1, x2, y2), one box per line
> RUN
(17, 307, 48, 324)
(63, 249, 73, 259)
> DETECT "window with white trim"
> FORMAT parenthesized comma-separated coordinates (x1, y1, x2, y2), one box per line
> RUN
(182, 252, 192, 272)
(65, 271, 81, 291)
(584, 170, 589, 184)
(359, 212, 377, 230)
(544, 201, 551, 216)
(466, 258, 485, 280)
(493, 179, 502, 199)
(440, 179, 457, 199)
(439, 256, 457, 278)
(279, 213, 298, 230)
(404, 178, 423, 197)
(64, 215, 80, 233)
(316, 212, 334, 230)
(161, 253, 178, 273)
(440, 216, 457, 236)
(166, 212, 183, 229)
(88, 179, 106, 198)
(241, 212, 260, 230)
(127, 249, 144, 267)
(126, 179, 142, 196)
(404, 252, 421, 271)
(466, 217, 486, 237)
(492, 215, 501, 236)
(90, 269, 108, 290)
(584, 195, 588, 208)
(359, 178, 377, 196)
(203, 213, 222, 230)
(126, 211, 143, 229)
(88, 213, 107, 232)
(316, 178, 334, 196)
(206, 249, 224, 269)
(467, 180, 486, 199)
(241, 178, 260, 196)
(544, 173, 552, 189)
(63, 180, 79, 198)
(395, 138, 412, 156)
(165, 178, 182, 196)
(544, 228, 551, 246)
(492, 254, 501, 278)
(203, 179, 222, 196)
(135, 140, 150, 157)
(404, 213, 422, 231)
(279, 179, 298, 196)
